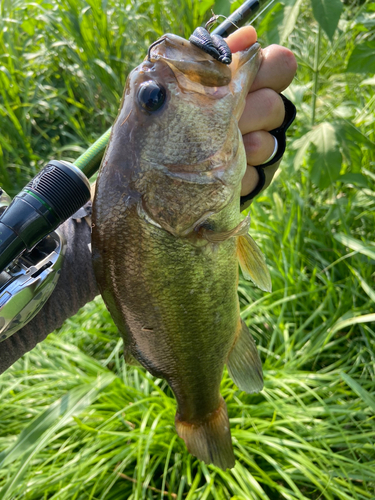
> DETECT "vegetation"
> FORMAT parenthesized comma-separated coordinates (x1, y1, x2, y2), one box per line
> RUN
(0, 0, 374, 498)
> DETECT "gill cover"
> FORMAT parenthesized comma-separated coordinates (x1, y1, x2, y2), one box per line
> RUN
(94, 35, 262, 238)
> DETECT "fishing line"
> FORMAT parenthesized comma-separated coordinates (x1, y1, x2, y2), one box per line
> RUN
(206, 12, 240, 32)
(249, 0, 277, 25)
(211, 0, 262, 37)
(211, 0, 279, 38)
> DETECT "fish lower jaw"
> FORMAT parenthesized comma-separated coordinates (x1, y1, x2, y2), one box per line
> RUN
(140, 164, 227, 186)
(140, 156, 238, 186)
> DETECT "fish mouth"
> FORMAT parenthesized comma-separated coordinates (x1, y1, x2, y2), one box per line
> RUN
(147, 34, 197, 62)
(147, 33, 233, 89)
(147, 35, 168, 61)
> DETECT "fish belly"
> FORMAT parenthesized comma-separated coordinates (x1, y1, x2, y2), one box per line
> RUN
(108, 208, 238, 413)
(94, 201, 241, 469)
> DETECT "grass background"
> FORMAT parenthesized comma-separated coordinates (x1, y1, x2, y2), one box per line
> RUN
(0, 0, 375, 498)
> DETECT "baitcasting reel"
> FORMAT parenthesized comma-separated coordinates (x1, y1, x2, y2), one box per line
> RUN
(0, 228, 65, 342)
(0, 161, 91, 341)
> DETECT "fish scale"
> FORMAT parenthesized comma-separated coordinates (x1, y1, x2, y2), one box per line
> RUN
(93, 34, 270, 469)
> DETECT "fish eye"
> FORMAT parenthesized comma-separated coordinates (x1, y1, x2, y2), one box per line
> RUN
(137, 81, 166, 113)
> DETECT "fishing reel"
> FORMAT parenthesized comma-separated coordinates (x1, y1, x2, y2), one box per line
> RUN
(0, 161, 91, 341)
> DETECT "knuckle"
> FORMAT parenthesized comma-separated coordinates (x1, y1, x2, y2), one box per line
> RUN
(259, 88, 283, 119)
(280, 46, 298, 76)
(265, 45, 298, 76)
(243, 131, 264, 155)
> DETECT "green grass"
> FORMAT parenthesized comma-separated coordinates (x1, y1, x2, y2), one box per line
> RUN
(1, 0, 375, 498)
(0, 0, 211, 194)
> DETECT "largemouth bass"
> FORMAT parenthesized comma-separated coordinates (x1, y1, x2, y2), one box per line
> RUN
(92, 34, 271, 470)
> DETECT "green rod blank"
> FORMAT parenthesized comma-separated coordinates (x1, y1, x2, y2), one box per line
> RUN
(73, 128, 111, 178)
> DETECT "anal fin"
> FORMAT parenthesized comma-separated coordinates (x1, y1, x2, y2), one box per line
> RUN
(237, 233, 272, 292)
(227, 319, 263, 394)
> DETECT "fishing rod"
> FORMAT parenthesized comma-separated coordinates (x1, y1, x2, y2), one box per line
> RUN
(0, 0, 277, 341)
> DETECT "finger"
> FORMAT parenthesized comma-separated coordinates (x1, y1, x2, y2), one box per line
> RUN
(243, 131, 277, 166)
(241, 166, 259, 197)
(226, 26, 257, 53)
(240, 131, 276, 197)
(250, 44, 297, 93)
(238, 89, 285, 134)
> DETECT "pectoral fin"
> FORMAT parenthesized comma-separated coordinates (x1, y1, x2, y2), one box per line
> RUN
(227, 319, 263, 394)
(237, 233, 272, 292)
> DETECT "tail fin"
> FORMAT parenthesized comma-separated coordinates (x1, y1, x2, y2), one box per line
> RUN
(175, 397, 235, 470)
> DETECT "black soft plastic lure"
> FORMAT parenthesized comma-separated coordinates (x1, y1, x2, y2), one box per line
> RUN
(189, 26, 232, 65)
(189, 1, 263, 64)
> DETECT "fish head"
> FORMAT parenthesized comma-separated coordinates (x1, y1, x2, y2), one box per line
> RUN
(95, 34, 262, 236)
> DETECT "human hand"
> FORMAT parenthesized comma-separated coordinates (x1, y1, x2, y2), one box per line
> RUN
(226, 27, 297, 198)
